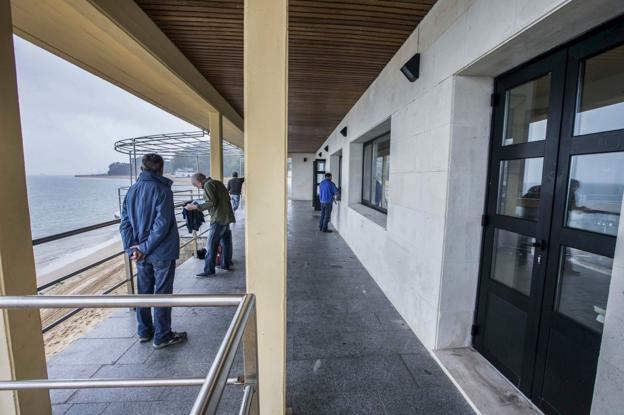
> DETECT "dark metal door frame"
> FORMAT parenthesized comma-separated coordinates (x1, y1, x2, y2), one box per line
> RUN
(474, 49, 567, 393)
(474, 16, 624, 415)
(312, 158, 326, 210)
(531, 20, 624, 415)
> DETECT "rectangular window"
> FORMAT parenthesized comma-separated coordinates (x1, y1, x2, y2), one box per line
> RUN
(362, 133, 390, 212)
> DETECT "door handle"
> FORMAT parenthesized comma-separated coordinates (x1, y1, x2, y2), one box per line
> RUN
(532, 240, 546, 251)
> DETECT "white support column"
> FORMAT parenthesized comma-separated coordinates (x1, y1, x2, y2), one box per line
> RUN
(0, 1, 51, 413)
(209, 111, 224, 181)
(244, 0, 288, 413)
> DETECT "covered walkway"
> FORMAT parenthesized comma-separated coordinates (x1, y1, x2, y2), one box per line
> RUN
(48, 203, 473, 414)
(286, 201, 473, 414)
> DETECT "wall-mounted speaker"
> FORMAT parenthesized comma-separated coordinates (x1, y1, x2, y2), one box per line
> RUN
(340, 126, 348, 137)
(324, 145, 329, 152)
(400, 53, 420, 82)
(303, 157, 308, 162)
(318, 152, 322, 157)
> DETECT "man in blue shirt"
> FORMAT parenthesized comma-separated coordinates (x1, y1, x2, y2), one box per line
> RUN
(318, 172, 339, 233)
(120, 154, 187, 349)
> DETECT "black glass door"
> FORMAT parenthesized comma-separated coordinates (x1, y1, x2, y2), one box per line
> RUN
(532, 22, 624, 415)
(475, 49, 567, 394)
(475, 17, 624, 415)
(312, 159, 326, 210)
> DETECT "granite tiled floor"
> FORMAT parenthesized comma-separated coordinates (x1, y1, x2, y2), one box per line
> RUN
(48, 201, 474, 414)
(49, 217, 247, 415)
(286, 201, 474, 414)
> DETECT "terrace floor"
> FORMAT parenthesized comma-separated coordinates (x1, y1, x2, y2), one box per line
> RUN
(49, 201, 474, 414)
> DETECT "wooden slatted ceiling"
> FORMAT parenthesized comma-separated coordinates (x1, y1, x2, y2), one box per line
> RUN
(135, 0, 436, 152)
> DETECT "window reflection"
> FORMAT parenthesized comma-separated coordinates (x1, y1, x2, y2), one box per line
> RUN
(566, 152, 624, 236)
(502, 74, 551, 145)
(497, 158, 543, 220)
(574, 44, 624, 135)
(490, 229, 535, 295)
(362, 134, 390, 211)
(556, 247, 613, 333)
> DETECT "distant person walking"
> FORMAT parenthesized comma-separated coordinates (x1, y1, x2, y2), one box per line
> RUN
(185, 173, 236, 277)
(319, 172, 339, 233)
(119, 153, 187, 349)
(227, 172, 245, 212)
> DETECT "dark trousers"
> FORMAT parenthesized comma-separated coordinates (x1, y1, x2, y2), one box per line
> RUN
(319, 202, 333, 231)
(205, 223, 232, 274)
(136, 258, 176, 344)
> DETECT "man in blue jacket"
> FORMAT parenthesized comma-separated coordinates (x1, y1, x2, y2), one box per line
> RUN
(120, 154, 187, 349)
(318, 172, 339, 233)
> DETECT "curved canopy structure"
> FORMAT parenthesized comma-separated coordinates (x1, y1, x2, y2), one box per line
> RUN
(114, 130, 241, 158)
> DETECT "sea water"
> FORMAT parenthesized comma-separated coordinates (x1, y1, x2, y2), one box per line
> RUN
(27, 175, 130, 278)
(27, 175, 130, 239)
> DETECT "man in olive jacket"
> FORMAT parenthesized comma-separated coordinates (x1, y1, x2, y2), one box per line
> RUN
(185, 172, 235, 277)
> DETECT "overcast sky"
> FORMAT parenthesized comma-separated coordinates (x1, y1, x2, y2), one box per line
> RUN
(13, 35, 197, 175)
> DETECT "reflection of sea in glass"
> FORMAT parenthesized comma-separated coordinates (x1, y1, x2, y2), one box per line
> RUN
(556, 247, 613, 333)
(363, 144, 372, 202)
(497, 158, 543, 220)
(502, 74, 551, 145)
(574, 44, 624, 136)
(565, 152, 624, 236)
(490, 229, 535, 295)
(363, 134, 390, 210)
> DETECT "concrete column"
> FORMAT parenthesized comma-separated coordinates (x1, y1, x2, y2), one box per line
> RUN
(209, 111, 223, 181)
(0, 1, 51, 413)
(244, 0, 288, 413)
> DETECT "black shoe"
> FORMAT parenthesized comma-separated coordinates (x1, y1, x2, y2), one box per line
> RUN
(139, 333, 153, 343)
(153, 332, 187, 349)
(196, 272, 215, 278)
(322, 229, 333, 233)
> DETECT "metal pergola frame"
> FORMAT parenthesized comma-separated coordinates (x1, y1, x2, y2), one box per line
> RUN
(114, 130, 242, 182)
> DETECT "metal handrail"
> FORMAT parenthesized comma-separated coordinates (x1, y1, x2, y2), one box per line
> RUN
(0, 294, 259, 415)
(0, 376, 244, 390)
(32, 198, 194, 247)
(32, 219, 121, 246)
(191, 294, 255, 415)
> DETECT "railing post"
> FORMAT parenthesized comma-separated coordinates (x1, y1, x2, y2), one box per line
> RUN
(243, 303, 259, 415)
(123, 254, 135, 298)
(192, 230, 198, 258)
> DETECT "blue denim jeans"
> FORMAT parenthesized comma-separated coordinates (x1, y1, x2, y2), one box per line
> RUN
(205, 223, 232, 274)
(319, 202, 333, 231)
(136, 258, 176, 344)
(230, 194, 241, 211)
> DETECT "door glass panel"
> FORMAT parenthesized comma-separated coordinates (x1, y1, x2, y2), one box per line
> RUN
(490, 229, 536, 295)
(565, 152, 624, 236)
(502, 74, 551, 145)
(497, 158, 544, 220)
(556, 247, 613, 333)
(574, 43, 624, 135)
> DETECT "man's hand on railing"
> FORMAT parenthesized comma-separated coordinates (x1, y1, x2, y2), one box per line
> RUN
(184, 203, 199, 211)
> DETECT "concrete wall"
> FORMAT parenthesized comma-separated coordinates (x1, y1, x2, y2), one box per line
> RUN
(592, 196, 624, 414)
(312, 0, 624, 355)
(289, 153, 314, 201)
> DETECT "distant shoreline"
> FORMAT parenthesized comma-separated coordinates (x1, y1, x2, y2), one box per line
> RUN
(73, 174, 195, 184)
(74, 174, 131, 179)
